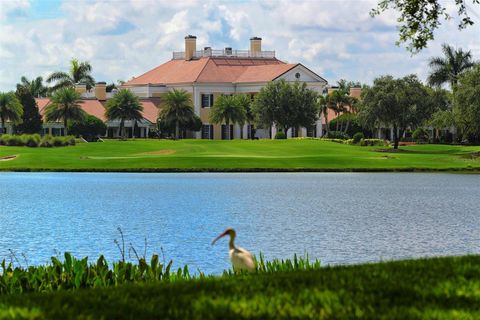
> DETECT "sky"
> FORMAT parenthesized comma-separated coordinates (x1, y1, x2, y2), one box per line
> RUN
(0, 0, 479, 91)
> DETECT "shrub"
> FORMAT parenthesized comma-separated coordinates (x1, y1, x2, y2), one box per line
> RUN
(66, 136, 76, 146)
(352, 132, 364, 144)
(21, 134, 40, 147)
(326, 131, 350, 140)
(275, 132, 287, 139)
(0, 134, 12, 146)
(68, 115, 107, 142)
(360, 139, 389, 147)
(6, 135, 23, 146)
(318, 138, 345, 144)
(53, 136, 65, 147)
(39, 135, 54, 148)
(412, 128, 429, 143)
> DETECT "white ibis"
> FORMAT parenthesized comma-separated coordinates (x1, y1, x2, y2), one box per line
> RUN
(212, 228, 256, 273)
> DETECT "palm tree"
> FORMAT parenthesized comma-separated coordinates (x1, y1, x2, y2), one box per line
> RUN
(159, 89, 196, 139)
(428, 44, 475, 92)
(0, 92, 23, 134)
(343, 96, 359, 134)
(317, 95, 330, 136)
(105, 89, 144, 139)
(46, 58, 95, 92)
(16, 76, 48, 98)
(44, 88, 86, 136)
(210, 95, 246, 140)
(329, 90, 349, 132)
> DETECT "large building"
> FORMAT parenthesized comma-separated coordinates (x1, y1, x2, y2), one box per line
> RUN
(4, 36, 330, 139)
(121, 35, 329, 139)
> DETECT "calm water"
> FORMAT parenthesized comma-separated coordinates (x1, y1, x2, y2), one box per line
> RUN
(0, 172, 478, 274)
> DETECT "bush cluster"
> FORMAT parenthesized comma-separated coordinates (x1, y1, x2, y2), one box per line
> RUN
(325, 131, 350, 140)
(359, 139, 389, 146)
(352, 132, 364, 144)
(412, 127, 429, 143)
(274, 132, 287, 139)
(0, 134, 75, 148)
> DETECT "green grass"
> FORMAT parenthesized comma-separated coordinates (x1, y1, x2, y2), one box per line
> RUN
(0, 255, 478, 319)
(1, 139, 479, 172)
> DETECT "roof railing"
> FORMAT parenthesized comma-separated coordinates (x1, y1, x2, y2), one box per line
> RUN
(172, 49, 275, 60)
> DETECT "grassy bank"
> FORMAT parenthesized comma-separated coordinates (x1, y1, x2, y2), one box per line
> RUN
(0, 255, 478, 319)
(1, 139, 479, 172)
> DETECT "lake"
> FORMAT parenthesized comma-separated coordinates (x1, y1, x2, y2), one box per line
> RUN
(0, 172, 478, 274)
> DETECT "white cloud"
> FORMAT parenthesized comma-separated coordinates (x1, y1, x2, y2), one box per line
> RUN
(0, 0, 479, 91)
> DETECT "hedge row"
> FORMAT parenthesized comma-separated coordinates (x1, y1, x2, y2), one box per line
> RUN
(0, 134, 75, 147)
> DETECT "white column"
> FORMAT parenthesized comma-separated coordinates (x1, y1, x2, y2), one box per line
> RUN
(271, 124, 277, 139)
(316, 120, 322, 137)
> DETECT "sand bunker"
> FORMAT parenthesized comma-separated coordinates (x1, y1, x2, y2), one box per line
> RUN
(0, 155, 17, 161)
(136, 149, 176, 156)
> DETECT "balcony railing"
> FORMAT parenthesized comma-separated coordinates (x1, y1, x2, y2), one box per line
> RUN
(172, 49, 275, 60)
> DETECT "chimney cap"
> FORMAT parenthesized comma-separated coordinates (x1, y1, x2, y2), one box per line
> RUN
(185, 35, 197, 39)
(250, 36, 262, 40)
(96, 81, 106, 85)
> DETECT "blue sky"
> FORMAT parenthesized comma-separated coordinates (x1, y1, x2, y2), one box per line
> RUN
(0, 0, 479, 91)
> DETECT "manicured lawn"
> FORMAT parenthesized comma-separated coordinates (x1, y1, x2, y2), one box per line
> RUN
(1, 255, 478, 319)
(0, 139, 479, 171)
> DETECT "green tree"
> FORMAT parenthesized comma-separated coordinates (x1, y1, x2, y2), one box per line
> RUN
(428, 44, 475, 92)
(317, 95, 331, 136)
(16, 76, 48, 98)
(328, 90, 350, 132)
(291, 81, 319, 134)
(429, 110, 455, 141)
(45, 88, 86, 136)
(0, 92, 23, 135)
(105, 89, 143, 139)
(159, 89, 197, 139)
(371, 0, 480, 52)
(358, 75, 436, 149)
(46, 59, 95, 91)
(252, 79, 318, 137)
(236, 94, 254, 124)
(453, 65, 480, 143)
(68, 115, 107, 141)
(210, 95, 247, 140)
(14, 87, 43, 134)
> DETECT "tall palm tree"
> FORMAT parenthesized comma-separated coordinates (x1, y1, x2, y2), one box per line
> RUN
(105, 89, 144, 139)
(0, 92, 23, 134)
(317, 95, 331, 136)
(159, 89, 196, 139)
(210, 94, 246, 140)
(44, 88, 86, 136)
(329, 90, 349, 132)
(428, 44, 475, 91)
(16, 76, 48, 98)
(46, 58, 95, 92)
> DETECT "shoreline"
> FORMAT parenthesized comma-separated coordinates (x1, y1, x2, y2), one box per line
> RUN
(1, 167, 479, 173)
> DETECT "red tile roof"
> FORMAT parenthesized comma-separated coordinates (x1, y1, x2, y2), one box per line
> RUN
(124, 57, 297, 86)
(36, 98, 159, 123)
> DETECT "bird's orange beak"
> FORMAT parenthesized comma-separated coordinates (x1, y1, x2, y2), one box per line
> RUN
(211, 230, 228, 245)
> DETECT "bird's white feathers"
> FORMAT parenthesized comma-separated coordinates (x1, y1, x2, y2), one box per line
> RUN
(229, 247, 256, 272)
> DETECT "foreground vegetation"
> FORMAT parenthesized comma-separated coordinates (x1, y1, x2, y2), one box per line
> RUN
(0, 255, 478, 319)
(0, 139, 479, 172)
